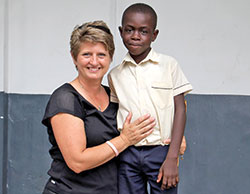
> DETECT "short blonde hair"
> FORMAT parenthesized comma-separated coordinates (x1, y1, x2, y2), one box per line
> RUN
(70, 20, 115, 61)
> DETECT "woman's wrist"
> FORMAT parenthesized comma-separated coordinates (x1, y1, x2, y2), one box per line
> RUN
(119, 133, 130, 147)
(106, 135, 129, 157)
(106, 141, 119, 157)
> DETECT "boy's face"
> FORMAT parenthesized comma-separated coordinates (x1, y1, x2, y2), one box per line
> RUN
(119, 11, 158, 64)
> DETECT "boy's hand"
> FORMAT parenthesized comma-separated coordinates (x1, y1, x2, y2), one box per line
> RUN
(163, 136, 186, 155)
(157, 157, 179, 190)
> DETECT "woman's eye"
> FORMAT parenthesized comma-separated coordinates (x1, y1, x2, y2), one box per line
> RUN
(82, 53, 90, 56)
(98, 53, 106, 57)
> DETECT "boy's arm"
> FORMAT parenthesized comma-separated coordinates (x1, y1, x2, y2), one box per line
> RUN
(164, 100, 188, 155)
(163, 135, 186, 156)
(157, 93, 186, 190)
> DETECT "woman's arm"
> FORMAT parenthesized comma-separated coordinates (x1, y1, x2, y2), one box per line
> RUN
(51, 112, 155, 173)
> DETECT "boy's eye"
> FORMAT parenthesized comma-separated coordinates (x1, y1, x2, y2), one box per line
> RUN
(125, 29, 133, 33)
(141, 30, 148, 35)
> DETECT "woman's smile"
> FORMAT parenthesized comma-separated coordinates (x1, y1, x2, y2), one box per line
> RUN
(86, 66, 102, 72)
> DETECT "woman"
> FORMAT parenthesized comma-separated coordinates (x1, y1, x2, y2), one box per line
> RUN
(42, 20, 155, 194)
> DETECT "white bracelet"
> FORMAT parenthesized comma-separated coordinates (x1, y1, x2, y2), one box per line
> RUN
(106, 141, 119, 157)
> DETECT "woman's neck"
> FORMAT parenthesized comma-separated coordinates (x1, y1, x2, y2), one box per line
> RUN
(77, 77, 102, 95)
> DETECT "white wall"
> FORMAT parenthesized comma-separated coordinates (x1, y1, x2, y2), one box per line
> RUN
(1, 0, 250, 95)
(3, 0, 118, 94)
(154, 0, 250, 95)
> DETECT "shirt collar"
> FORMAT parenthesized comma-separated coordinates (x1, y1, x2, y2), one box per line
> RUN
(119, 48, 160, 69)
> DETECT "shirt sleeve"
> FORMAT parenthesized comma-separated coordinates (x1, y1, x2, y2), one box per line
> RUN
(171, 60, 193, 96)
(108, 73, 119, 103)
(42, 86, 85, 127)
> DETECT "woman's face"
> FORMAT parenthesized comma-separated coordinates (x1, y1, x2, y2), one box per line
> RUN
(73, 41, 111, 81)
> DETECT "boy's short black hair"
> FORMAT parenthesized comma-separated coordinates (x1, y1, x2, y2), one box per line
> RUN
(122, 3, 157, 30)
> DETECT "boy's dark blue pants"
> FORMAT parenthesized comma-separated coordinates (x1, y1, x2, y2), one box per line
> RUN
(118, 145, 178, 194)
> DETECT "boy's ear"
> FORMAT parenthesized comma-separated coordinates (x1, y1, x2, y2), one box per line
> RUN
(152, 29, 159, 42)
(118, 26, 123, 36)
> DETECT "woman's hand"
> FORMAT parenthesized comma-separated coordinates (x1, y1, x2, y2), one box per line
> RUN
(163, 136, 187, 155)
(120, 112, 156, 146)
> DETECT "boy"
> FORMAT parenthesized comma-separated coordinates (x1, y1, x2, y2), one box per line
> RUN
(108, 3, 192, 194)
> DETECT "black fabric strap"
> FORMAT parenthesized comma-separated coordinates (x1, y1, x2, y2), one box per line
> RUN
(78, 24, 111, 35)
(87, 25, 111, 34)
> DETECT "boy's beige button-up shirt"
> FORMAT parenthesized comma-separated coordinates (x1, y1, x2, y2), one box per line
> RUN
(108, 49, 193, 146)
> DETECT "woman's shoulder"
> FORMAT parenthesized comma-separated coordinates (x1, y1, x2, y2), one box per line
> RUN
(51, 83, 78, 100)
(52, 83, 75, 94)
(47, 83, 82, 111)
(42, 83, 84, 126)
